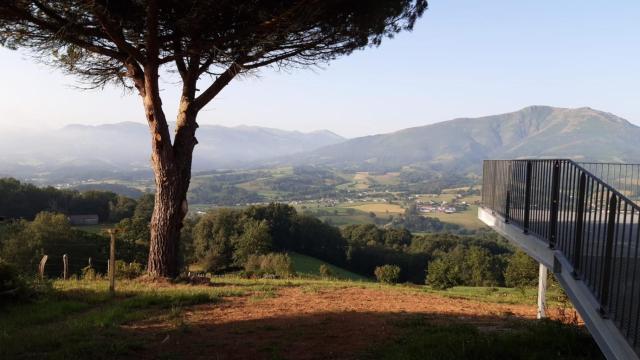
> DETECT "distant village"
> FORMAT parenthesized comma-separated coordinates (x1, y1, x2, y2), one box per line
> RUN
(415, 194, 472, 215)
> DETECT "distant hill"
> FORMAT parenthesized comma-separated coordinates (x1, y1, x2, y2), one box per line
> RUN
(286, 106, 640, 172)
(2, 106, 638, 182)
(0, 122, 345, 181)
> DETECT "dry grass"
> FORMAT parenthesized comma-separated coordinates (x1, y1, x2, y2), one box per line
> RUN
(1, 277, 594, 359)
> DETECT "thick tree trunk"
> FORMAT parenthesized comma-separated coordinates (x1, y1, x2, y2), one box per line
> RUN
(139, 48, 226, 278)
(145, 99, 198, 278)
(146, 167, 189, 278)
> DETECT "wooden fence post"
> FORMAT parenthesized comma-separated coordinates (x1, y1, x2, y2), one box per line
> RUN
(63, 254, 69, 280)
(38, 255, 48, 280)
(108, 229, 116, 294)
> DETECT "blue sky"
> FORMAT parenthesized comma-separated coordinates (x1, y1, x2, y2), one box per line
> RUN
(0, 1, 638, 138)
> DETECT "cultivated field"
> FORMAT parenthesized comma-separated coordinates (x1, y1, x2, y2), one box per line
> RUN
(346, 203, 405, 216)
(1, 277, 602, 360)
(417, 192, 484, 230)
(432, 206, 484, 230)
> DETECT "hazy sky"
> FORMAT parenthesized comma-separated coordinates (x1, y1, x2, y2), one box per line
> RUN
(1, 1, 639, 138)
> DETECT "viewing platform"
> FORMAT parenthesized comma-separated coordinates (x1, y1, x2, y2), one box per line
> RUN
(479, 159, 640, 360)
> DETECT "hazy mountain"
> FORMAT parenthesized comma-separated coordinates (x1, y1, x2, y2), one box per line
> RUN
(287, 106, 640, 172)
(2, 106, 637, 182)
(0, 122, 344, 181)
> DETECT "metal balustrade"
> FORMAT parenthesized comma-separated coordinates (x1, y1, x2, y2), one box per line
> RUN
(482, 159, 640, 356)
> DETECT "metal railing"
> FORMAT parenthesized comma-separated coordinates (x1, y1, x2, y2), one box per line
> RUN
(580, 162, 640, 203)
(482, 159, 640, 355)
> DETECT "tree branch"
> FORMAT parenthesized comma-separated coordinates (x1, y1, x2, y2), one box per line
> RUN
(3, 5, 126, 61)
(88, 0, 145, 63)
(193, 61, 244, 111)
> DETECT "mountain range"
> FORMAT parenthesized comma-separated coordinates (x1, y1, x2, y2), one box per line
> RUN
(1, 105, 639, 182)
(283, 105, 640, 172)
(0, 123, 344, 181)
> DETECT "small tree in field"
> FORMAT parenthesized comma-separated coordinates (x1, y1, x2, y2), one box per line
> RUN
(0, 1, 427, 277)
(374, 264, 400, 284)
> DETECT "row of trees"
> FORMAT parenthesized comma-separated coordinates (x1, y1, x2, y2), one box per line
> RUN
(0, 178, 141, 222)
(0, 212, 108, 276)
(1, 201, 539, 288)
(190, 204, 346, 272)
(0, 192, 156, 276)
(186, 205, 537, 286)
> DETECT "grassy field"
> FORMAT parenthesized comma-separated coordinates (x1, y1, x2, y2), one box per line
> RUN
(346, 202, 405, 216)
(289, 252, 370, 281)
(1, 277, 601, 359)
(299, 205, 377, 225)
(428, 205, 484, 230)
(0, 280, 241, 359)
(423, 284, 570, 307)
(416, 191, 485, 230)
(300, 200, 486, 230)
(372, 317, 600, 360)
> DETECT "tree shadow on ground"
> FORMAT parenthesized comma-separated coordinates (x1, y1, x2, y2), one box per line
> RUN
(124, 309, 604, 360)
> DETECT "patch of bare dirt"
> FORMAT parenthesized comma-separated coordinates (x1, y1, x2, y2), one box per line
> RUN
(124, 286, 578, 360)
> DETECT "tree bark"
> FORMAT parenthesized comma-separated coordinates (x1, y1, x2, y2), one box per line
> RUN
(145, 108, 197, 278)
(146, 166, 188, 278)
(142, 51, 234, 278)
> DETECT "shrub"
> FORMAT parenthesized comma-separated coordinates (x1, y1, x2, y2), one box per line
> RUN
(319, 264, 333, 279)
(244, 254, 263, 274)
(426, 257, 461, 290)
(505, 251, 538, 289)
(374, 264, 401, 284)
(244, 253, 295, 278)
(81, 265, 98, 280)
(202, 249, 231, 273)
(0, 258, 45, 303)
(262, 253, 296, 278)
(114, 260, 144, 279)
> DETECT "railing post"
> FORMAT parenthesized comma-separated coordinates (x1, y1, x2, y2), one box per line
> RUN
(572, 172, 586, 279)
(548, 161, 561, 249)
(599, 193, 617, 317)
(523, 161, 532, 234)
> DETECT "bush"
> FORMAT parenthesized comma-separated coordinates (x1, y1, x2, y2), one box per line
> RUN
(426, 257, 460, 290)
(244, 253, 295, 278)
(319, 264, 333, 279)
(374, 264, 401, 284)
(0, 258, 44, 303)
(505, 251, 538, 289)
(114, 260, 144, 279)
(81, 265, 99, 280)
(202, 249, 231, 273)
(244, 254, 263, 274)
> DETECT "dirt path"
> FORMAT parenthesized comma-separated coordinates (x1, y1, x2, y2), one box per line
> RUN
(125, 286, 575, 360)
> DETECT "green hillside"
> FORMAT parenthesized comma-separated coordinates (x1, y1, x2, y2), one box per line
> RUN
(289, 252, 370, 281)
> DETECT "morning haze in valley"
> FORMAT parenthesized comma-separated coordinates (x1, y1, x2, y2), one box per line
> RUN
(0, 1, 638, 359)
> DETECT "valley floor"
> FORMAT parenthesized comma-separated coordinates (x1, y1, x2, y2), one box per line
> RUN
(2, 278, 603, 360)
